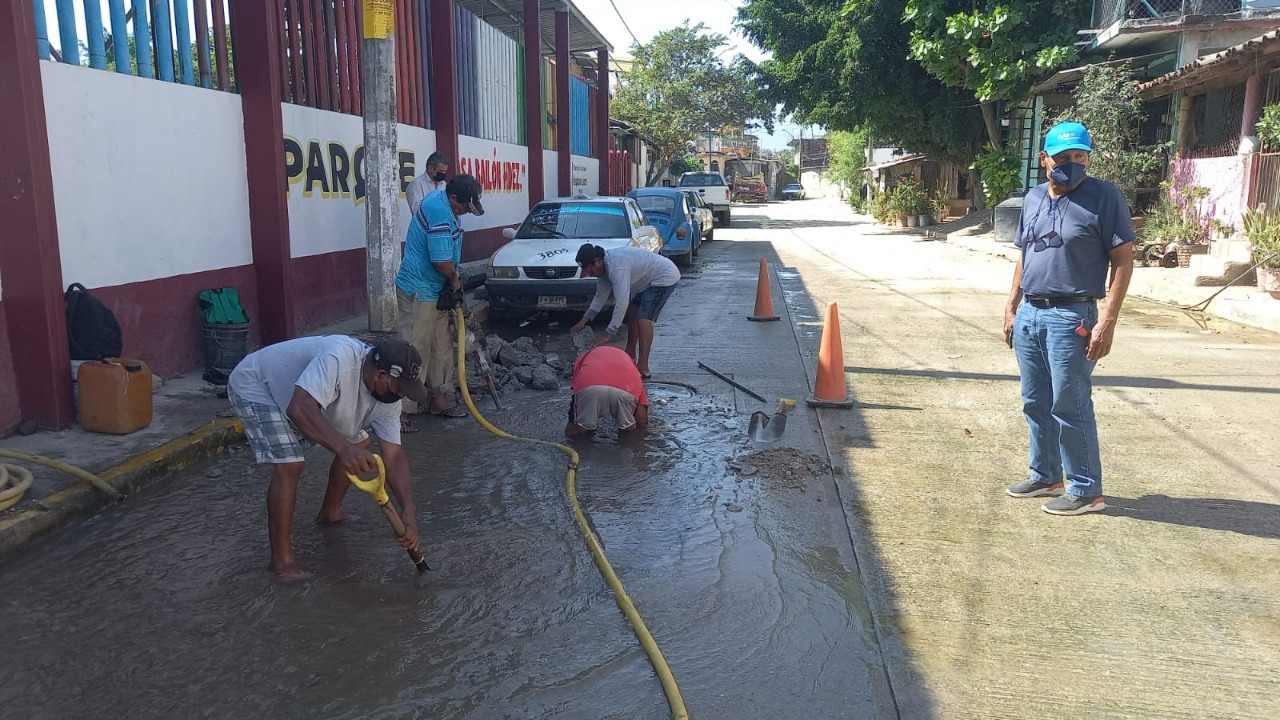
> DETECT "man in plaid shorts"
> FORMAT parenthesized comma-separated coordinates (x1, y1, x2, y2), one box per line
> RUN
(228, 335, 429, 581)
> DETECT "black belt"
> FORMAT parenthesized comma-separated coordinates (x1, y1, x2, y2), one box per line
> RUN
(1023, 295, 1096, 308)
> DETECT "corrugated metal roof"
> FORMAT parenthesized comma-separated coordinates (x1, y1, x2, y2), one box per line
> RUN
(861, 153, 928, 172)
(1030, 52, 1172, 95)
(455, 0, 612, 56)
(1139, 29, 1280, 97)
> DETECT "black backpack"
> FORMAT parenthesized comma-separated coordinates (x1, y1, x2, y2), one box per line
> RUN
(65, 283, 123, 360)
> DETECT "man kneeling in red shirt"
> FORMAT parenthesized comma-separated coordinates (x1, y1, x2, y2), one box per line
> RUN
(565, 346, 649, 437)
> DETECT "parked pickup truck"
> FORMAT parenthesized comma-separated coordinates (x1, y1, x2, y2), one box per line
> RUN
(678, 171, 731, 226)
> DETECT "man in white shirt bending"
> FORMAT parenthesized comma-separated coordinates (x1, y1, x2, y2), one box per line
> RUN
(228, 336, 428, 581)
(570, 243, 681, 379)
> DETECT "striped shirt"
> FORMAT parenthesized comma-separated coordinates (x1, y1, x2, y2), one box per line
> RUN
(396, 189, 462, 301)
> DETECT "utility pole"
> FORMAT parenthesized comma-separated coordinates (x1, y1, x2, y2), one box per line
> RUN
(796, 126, 803, 175)
(363, 0, 398, 333)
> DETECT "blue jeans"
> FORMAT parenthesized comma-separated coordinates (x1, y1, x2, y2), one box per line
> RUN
(1013, 300, 1102, 497)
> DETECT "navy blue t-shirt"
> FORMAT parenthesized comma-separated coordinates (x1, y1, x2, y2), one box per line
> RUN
(1015, 177, 1135, 298)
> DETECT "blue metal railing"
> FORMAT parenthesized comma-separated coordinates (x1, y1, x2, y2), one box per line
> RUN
(34, 0, 234, 91)
(570, 75, 592, 157)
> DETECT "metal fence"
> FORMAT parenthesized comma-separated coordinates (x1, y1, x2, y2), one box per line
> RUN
(1250, 153, 1280, 209)
(278, 0, 432, 126)
(1092, 0, 1245, 28)
(34, 0, 236, 91)
(455, 3, 521, 145)
(569, 74, 592, 157)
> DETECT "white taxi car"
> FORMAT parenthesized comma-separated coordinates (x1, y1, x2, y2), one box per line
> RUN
(485, 195, 662, 316)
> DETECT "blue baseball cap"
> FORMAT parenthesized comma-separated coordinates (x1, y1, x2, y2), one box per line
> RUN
(1043, 122, 1092, 157)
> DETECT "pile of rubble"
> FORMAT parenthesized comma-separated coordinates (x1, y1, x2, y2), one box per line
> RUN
(461, 326, 595, 394)
(726, 447, 834, 491)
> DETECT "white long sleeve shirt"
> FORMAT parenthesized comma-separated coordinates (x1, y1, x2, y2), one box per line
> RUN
(584, 247, 681, 334)
(406, 175, 447, 216)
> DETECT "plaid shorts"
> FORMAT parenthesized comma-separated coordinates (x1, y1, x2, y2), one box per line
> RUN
(228, 387, 306, 464)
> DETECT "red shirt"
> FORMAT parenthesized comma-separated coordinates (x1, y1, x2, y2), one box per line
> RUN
(570, 347, 647, 405)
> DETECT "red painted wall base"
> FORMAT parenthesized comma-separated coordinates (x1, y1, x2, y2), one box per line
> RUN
(0, 303, 20, 434)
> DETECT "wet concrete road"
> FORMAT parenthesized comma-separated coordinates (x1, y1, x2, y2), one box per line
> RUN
(0, 211, 895, 719)
(8, 198, 1277, 719)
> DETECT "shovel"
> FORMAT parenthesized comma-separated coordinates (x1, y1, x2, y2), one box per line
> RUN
(347, 454, 430, 572)
(748, 398, 795, 443)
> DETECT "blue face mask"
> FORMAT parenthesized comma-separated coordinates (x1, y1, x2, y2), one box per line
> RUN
(1050, 162, 1087, 190)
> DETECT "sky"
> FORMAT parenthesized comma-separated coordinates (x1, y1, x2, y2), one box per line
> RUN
(577, 0, 818, 150)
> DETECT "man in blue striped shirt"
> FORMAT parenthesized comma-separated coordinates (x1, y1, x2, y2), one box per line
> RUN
(395, 174, 485, 425)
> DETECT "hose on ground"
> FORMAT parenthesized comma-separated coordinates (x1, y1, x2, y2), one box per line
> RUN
(452, 308, 689, 720)
(0, 448, 119, 512)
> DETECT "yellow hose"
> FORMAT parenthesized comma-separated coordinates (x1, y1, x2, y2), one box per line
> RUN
(0, 448, 119, 512)
(0, 463, 34, 512)
(453, 308, 689, 720)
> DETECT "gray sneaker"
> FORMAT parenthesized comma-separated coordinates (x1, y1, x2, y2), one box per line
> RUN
(1042, 494, 1106, 515)
(1005, 478, 1065, 498)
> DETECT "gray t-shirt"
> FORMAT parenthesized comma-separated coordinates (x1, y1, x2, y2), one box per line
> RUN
(585, 246, 681, 334)
(1015, 177, 1135, 298)
(228, 335, 401, 445)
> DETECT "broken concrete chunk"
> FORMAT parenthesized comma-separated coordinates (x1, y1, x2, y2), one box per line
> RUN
(497, 345, 521, 368)
(512, 336, 537, 353)
(485, 335, 505, 362)
(531, 364, 560, 390)
(572, 328, 595, 356)
(512, 365, 535, 386)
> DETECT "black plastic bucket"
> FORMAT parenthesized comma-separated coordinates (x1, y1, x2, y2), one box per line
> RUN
(202, 322, 250, 373)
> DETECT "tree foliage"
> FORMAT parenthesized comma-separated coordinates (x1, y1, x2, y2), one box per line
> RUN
(901, 0, 1088, 144)
(826, 128, 869, 192)
(669, 155, 704, 176)
(1052, 63, 1166, 201)
(612, 23, 775, 185)
(737, 0, 983, 164)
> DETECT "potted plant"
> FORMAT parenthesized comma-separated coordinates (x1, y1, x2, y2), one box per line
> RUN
(931, 190, 950, 224)
(914, 192, 932, 226)
(1173, 184, 1211, 267)
(1243, 204, 1280, 298)
(888, 185, 910, 226)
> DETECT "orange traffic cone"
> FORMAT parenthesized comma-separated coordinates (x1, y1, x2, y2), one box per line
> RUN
(807, 302, 853, 408)
(748, 257, 780, 322)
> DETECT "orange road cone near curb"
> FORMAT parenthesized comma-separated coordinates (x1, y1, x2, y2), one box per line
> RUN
(807, 302, 854, 408)
(748, 257, 780, 322)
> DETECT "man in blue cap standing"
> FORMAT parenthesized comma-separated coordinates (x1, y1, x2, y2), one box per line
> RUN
(1002, 121, 1135, 515)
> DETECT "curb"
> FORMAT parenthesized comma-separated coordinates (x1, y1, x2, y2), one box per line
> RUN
(0, 417, 245, 563)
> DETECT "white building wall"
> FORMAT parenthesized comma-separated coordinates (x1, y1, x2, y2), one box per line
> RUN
(42, 62, 253, 288)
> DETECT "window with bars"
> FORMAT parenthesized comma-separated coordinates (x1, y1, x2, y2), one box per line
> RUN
(1188, 82, 1246, 158)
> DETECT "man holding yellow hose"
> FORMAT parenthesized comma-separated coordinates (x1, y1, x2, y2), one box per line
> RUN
(228, 336, 428, 581)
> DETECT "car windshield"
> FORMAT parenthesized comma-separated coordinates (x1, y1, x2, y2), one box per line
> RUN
(634, 195, 679, 217)
(682, 192, 703, 207)
(786, 184, 804, 190)
(515, 202, 630, 240)
(678, 173, 726, 187)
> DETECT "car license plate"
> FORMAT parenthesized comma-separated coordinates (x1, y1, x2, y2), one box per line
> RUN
(538, 296, 567, 308)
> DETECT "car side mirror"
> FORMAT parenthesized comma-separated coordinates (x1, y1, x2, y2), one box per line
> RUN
(502, 227, 516, 240)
